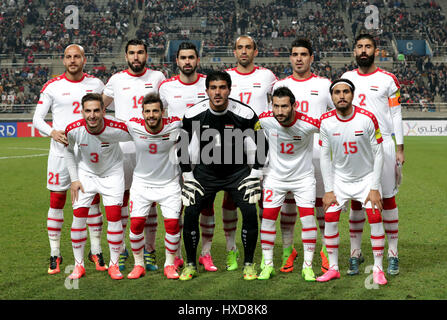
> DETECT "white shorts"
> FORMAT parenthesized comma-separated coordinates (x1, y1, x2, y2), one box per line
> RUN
(72, 171, 124, 209)
(327, 173, 382, 213)
(47, 153, 71, 192)
(381, 138, 398, 198)
(263, 174, 316, 209)
(129, 180, 182, 219)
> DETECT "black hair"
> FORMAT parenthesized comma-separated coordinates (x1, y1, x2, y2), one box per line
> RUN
(272, 86, 296, 106)
(205, 70, 232, 89)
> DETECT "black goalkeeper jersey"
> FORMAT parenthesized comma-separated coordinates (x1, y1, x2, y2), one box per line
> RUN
(179, 98, 267, 178)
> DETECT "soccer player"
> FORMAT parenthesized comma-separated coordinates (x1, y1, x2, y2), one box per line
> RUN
(102, 39, 166, 272)
(316, 79, 387, 285)
(159, 42, 215, 272)
(96, 94, 182, 280)
(178, 71, 267, 281)
(272, 39, 334, 273)
(222, 35, 278, 271)
(258, 87, 319, 281)
(32, 44, 105, 274)
(341, 34, 404, 276)
(64, 93, 129, 280)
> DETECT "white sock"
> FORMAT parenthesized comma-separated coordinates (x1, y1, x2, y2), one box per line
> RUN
(87, 203, 103, 255)
(107, 220, 123, 266)
(129, 230, 144, 266)
(47, 208, 64, 257)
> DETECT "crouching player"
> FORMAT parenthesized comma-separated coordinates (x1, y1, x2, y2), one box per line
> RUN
(64, 93, 130, 280)
(258, 87, 319, 281)
(97, 93, 182, 280)
(316, 79, 387, 285)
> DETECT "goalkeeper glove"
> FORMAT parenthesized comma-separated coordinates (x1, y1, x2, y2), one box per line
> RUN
(181, 172, 205, 207)
(237, 168, 262, 204)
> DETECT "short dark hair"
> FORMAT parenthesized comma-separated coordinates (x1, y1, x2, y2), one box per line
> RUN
(142, 93, 164, 110)
(355, 33, 377, 49)
(81, 93, 104, 108)
(290, 38, 313, 56)
(176, 42, 199, 58)
(272, 86, 296, 106)
(205, 70, 232, 89)
(234, 35, 257, 50)
(329, 78, 356, 94)
(125, 39, 147, 54)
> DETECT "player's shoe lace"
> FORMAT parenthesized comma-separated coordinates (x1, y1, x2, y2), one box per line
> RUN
(257, 265, 275, 280)
(387, 257, 399, 275)
(179, 264, 198, 281)
(48, 256, 63, 275)
(347, 253, 364, 275)
(243, 263, 257, 280)
(226, 249, 239, 271)
(144, 249, 158, 271)
(88, 251, 107, 271)
(301, 267, 316, 281)
(118, 248, 128, 271)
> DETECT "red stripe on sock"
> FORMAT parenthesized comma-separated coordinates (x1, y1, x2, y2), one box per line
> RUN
(325, 233, 339, 239)
(302, 227, 318, 232)
(261, 240, 275, 246)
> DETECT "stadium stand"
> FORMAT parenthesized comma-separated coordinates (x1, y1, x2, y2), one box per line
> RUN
(1, 0, 446, 114)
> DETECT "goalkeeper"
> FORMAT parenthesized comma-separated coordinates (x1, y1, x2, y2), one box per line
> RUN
(177, 70, 268, 281)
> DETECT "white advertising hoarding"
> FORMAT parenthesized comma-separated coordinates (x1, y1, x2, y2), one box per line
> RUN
(403, 120, 447, 136)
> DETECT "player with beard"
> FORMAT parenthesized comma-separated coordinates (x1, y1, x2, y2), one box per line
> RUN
(341, 34, 404, 276)
(271, 39, 334, 274)
(159, 42, 218, 272)
(258, 87, 320, 281)
(102, 39, 166, 272)
(33, 44, 105, 274)
(316, 79, 387, 285)
(223, 35, 278, 272)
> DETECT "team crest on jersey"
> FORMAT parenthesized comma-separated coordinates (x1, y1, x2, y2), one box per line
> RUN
(253, 83, 261, 88)
(293, 136, 302, 140)
(162, 134, 170, 140)
(101, 142, 110, 148)
(225, 124, 234, 129)
(145, 83, 153, 89)
(370, 86, 379, 91)
(355, 130, 364, 136)
(310, 90, 319, 96)
(198, 93, 206, 98)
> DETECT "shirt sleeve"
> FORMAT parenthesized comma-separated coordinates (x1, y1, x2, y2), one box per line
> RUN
(32, 91, 54, 137)
(103, 76, 115, 99)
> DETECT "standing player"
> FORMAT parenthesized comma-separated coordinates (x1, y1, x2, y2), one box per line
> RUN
(341, 34, 404, 276)
(178, 71, 267, 281)
(102, 39, 166, 272)
(272, 39, 334, 273)
(159, 42, 215, 272)
(316, 79, 387, 285)
(223, 35, 278, 271)
(258, 87, 319, 281)
(96, 94, 182, 280)
(32, 44, 105, 274)
(64, 93, 129, 280)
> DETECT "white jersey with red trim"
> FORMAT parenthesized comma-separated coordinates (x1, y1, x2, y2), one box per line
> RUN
(226, 66, 278, 116)
(33, 73, 105, 157)
(319, 106, 383, 182)
(259, 110, 320, 182)
(65, 117, 131, 178)
(159, 74, 207, 118)
(103, 68, 166, 121)
(341, 68, 400, 140)
(126, 116, 182, 186)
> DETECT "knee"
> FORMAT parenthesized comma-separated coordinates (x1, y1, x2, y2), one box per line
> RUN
(130, 217, 146, 234)
(50, 192, 66, 209)
(164, 219, 180, 235)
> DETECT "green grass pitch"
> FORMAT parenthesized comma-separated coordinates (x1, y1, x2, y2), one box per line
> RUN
(0, 137, 446, 300)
